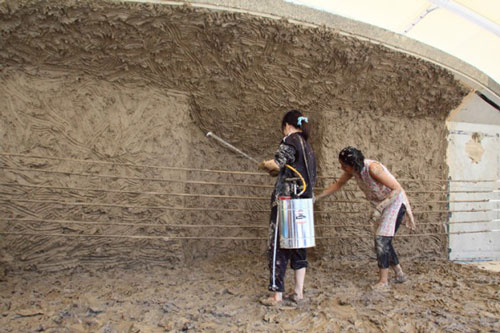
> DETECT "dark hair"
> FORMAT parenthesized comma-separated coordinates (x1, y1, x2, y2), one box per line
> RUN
(281, 109, 310, 140)
(339, 146, 365, 172)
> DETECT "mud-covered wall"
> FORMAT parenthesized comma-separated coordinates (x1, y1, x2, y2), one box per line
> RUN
(0, 0, 468, 270)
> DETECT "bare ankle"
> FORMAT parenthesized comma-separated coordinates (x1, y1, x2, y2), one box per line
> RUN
(394, 265, 404, 275)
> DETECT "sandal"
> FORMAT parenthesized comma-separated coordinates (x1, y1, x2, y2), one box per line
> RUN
(288, 293, 304, 305)
(371, 283, 390, 291)
(394, 273, 408, 284)
(259, 297, 281, 307)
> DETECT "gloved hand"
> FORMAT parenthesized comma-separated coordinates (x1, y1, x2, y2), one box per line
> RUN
(258, 161, 268, 171)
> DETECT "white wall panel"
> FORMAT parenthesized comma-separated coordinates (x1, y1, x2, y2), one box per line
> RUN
(447, 94, 500, 261)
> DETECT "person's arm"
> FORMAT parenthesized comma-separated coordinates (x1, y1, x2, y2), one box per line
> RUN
(258, 143, 295, 175)
(315, 171, 352, 201)
(369, 162, 402, 213)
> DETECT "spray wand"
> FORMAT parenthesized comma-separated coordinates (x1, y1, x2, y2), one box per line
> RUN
(206, 131, 306, 196)
(206, 132, 259, 164)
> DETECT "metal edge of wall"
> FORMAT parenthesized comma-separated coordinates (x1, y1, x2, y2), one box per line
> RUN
(116, 0, 500, 103)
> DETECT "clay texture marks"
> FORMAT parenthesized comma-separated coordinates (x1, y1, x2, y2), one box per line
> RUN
(0, 0, 467, 156)
(0, 0, 469, 266)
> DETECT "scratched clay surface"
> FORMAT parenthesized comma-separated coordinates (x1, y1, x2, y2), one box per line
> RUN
(0, 0, 467, 268)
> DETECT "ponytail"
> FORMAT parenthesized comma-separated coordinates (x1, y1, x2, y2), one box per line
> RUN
(281, 109, 311, 140)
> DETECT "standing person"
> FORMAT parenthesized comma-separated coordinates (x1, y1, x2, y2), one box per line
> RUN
(316, 146, 416, 289)
(258, 110, 317, 306)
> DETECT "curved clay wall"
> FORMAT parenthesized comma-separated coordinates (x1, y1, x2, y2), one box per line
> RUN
(0, 0, 468, 270)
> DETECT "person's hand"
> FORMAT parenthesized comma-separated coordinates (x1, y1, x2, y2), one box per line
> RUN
(314, 193, 324, 203)
(408, 216, 417, 231)
(370, 209, 382, 223)
(258, 161, 267, 171)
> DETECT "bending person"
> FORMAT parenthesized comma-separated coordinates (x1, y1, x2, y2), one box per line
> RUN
(258, 109, 317, 305)
(316, 146, 415, 289)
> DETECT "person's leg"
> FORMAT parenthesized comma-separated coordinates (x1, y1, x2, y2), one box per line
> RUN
(389, 204, 407, 282)
(390, 251, 407, 283)
(377, 267, 390, 287)
(264, 206, 288, 304)
(268, 248, 289, 300)
(374, 236, 391, 288)
(290, 249, 308, 300)
(388, 239, 406, 282)
(264, 251, 288, 303)
(388, 239, 400, 271)
(294, 268, 306, 299)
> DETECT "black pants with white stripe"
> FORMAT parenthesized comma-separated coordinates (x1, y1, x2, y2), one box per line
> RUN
(267, 205, 308, 292)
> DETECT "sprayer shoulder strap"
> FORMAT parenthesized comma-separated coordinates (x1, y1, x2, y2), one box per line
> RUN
(298, 136, 313, 188)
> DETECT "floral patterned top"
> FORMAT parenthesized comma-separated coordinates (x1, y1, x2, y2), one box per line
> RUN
(354, 159, 414, 237)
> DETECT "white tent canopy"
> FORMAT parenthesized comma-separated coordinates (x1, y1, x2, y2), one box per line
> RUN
(286, 0, 500, 88)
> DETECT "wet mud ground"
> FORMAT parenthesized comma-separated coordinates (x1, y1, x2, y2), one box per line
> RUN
(1, 254, 499, 332)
